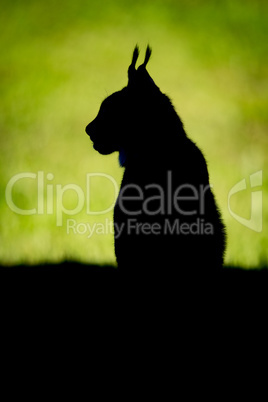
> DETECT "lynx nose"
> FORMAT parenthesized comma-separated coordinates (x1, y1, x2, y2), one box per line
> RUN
(85, 124, 94, 143)
(85, 123, 91, 136)
(85, 119, 97, 141)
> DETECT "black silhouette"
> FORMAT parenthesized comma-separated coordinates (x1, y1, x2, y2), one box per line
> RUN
(86, 46, 226, 275)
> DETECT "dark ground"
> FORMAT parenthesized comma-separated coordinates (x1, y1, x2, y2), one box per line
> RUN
(1, 261, 267, 274)
(1, 262, 267, 321)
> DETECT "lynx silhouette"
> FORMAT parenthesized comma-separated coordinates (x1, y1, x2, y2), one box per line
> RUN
(86, 46, 226, 274)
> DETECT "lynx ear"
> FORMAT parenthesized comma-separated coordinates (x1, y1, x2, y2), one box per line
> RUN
(141, 45, 152, 68)
(128, 45, 156, 90)
(128, 45, 139, 81)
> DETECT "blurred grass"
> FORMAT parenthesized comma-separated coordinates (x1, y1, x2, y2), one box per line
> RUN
(0, 0, 267, 267)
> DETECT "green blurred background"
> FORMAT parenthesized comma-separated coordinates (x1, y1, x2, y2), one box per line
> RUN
(0, 0, 267, 268)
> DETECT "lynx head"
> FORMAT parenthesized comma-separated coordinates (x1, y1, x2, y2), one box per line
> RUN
(85, 46, 160, 157)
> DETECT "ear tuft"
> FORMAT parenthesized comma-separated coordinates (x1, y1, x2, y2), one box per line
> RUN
(128, 45, 139, 80)
(131, 45, 139, 67)
(143, 45, 152, 68)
